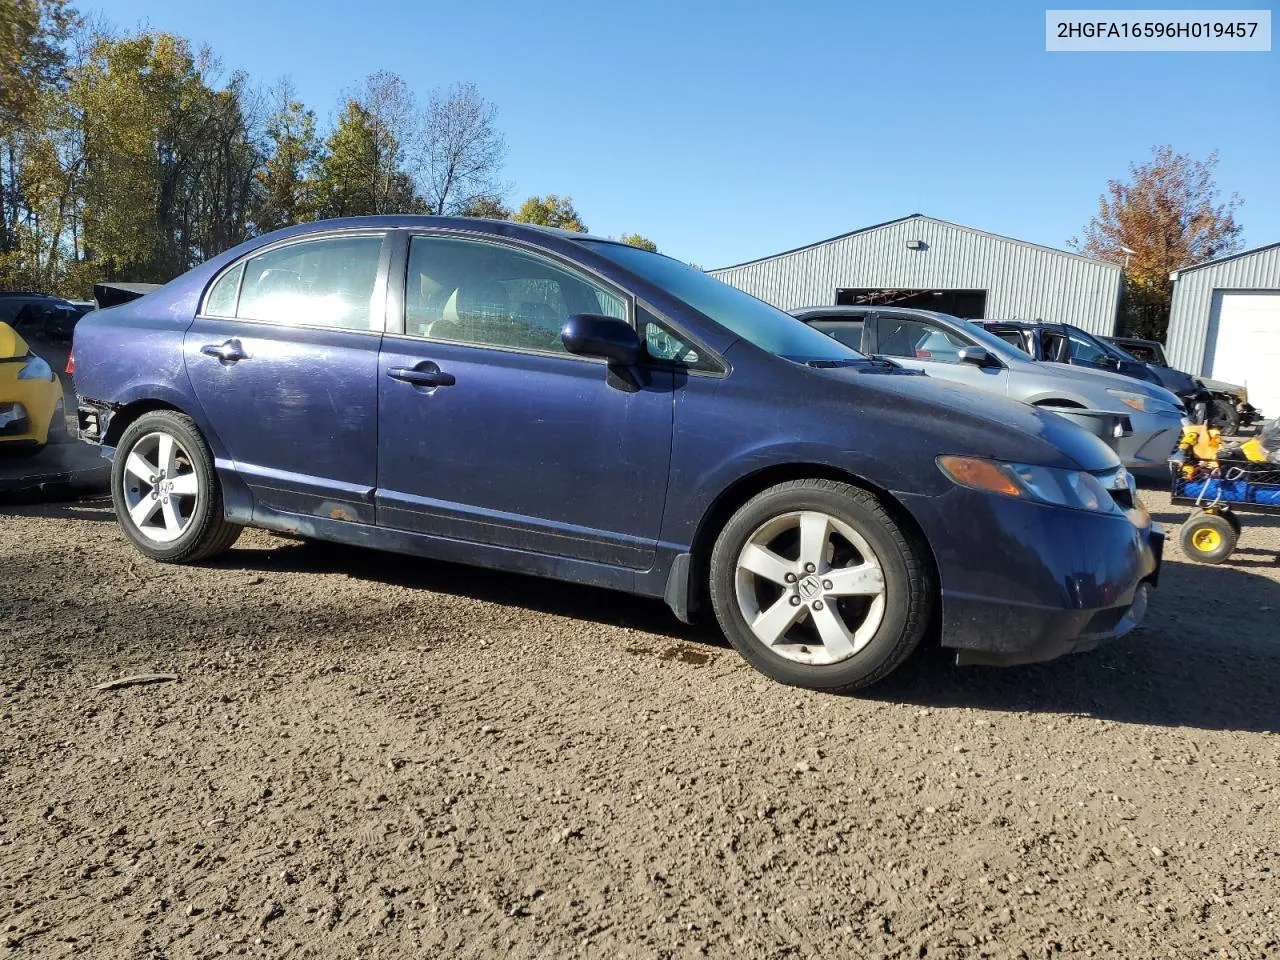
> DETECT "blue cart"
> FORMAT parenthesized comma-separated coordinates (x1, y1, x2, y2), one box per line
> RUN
(1169, 454, 1280, 563)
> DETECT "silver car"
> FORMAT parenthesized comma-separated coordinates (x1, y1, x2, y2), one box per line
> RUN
(792, 306, 1186, 471)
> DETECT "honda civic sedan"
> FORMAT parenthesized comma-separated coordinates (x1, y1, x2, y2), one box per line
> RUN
(70, 217, 1162, 691)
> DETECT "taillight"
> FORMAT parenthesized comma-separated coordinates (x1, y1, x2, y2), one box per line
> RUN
(65, 350, 75, 375)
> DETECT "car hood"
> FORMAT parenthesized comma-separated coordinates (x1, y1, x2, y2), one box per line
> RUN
(0, 321, 30, 360)
(1031, 358, 1183, 405)
(814, 361, 1120, 472)
(1199, 376, 1245, 396)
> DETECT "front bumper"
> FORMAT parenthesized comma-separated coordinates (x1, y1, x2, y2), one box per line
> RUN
(1111, 408, 1184, 470)
(898, 487, 1163, 667)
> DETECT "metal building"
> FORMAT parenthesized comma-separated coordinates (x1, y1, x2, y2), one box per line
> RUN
(709, 214, 1123, 335)
(1166, 242, 1280, 418)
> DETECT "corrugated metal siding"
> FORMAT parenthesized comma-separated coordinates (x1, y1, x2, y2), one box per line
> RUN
(709, 216, 1123, 335)
(1166, 244, 1280, 374)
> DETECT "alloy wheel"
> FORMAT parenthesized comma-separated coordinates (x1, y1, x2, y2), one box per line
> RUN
(120, 431, 201, 544)
(733, 510, 887, 665)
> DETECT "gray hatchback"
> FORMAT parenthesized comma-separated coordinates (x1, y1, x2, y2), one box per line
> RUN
(793, 306, 1187, 472)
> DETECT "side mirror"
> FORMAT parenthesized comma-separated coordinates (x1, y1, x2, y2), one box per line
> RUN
(958, 346, 993, 367)
(561, 314, 640, 366)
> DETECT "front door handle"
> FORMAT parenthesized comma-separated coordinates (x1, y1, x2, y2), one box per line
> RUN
(200, 339, 248, 363)
(387, 364, 456, 388)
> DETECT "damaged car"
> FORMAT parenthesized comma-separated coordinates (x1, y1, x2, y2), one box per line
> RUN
(70, 217, 1162, 692)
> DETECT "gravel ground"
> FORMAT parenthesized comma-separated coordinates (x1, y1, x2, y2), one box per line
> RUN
(2, 489, 1278, 959)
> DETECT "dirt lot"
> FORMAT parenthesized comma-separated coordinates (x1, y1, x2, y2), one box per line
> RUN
(2, 489, 1278, 959)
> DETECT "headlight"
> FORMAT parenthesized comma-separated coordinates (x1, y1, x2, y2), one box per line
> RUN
(1106, 388, 1149, 412)
(937, 456, 1117, 513)
(17, 355, 54, 381)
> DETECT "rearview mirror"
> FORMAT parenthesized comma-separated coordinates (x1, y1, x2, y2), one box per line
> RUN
(561, 314, 640, 366)
(958, 346, 993, 367)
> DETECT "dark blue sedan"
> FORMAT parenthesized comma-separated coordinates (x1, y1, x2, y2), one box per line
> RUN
(70, 217, 1162, 691)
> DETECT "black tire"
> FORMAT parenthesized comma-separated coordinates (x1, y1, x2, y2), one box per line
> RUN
(111, 410, 242, 563)
(708, 479, 934, 692)
(46, 401, 69, 443)
(1207, 396, 1240, 436)
(1178, 511, 1237, 564)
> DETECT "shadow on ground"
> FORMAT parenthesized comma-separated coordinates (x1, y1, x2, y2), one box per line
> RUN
(10, 501, 1280, 733)
(869, 557, 1280, 733)
(212, 533, 1280, 733)
(210, 534, 720, 645)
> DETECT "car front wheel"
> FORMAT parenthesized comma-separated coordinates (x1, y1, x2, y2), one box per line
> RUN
(111, 410, 242, 563)
(709, 479, 934, 692)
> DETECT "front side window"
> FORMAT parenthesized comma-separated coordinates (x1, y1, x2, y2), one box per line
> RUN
(405, 236, 627, 354)
(989, 329, 1029, 353)
(876, 317, 970, 363)
(232, 234, 384, 331)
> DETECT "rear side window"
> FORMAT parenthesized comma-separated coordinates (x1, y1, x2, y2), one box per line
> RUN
(231, 234, 385, 331)
(1124, 343, 1158, 364)
(204, 263, 244, 318)
(810, 319, 864, 350)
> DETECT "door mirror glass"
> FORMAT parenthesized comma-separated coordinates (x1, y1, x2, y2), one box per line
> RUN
(958, 346, 993, 367)
(561, 314, 640, 366)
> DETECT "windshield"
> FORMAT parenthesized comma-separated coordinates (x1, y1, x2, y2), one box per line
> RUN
(1066, 324, 1139, 363)
(580, 241, 864, 362)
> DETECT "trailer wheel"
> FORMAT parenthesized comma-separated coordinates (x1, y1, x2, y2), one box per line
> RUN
(1179, 512, 1238, 564)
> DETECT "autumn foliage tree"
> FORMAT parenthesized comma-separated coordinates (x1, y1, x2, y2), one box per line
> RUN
(512, 194, 586, 232)
(620, 233, 657, 252)
(1072, 145, 1243, 339)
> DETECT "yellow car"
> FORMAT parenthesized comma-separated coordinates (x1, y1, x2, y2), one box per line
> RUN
(0, 321, 66, 457)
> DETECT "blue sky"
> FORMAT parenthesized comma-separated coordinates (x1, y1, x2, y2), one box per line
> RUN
(96, 0, 1277, 268)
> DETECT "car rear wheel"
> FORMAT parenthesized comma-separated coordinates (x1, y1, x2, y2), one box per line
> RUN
(46, 401, 68, 443)
(709, 479, 934, 692)
(111, 410, 242, 563)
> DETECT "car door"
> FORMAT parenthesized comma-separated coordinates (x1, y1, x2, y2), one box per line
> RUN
(869, 312, 1010, 397)
(375, 232, 674, 570)
(184, 230, 390, 523)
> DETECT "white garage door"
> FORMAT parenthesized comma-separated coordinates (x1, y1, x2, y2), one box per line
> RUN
(1208, 291, 1280, 419)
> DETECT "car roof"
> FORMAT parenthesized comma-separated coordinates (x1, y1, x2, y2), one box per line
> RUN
(791, 305, 973, 324)
(246, 215, 627, 248)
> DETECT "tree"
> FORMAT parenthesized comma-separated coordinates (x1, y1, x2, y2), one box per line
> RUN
(315, 100, 419, 218)
(1071, 145, 1243, 339)
(252, 81, 320, 231)
(418, 82, 506, 216)
(513, 194, 586, 232)
(0, 0, 76, 129)
(353, 70, 420, 214)
(0, 0, 77, 271)
(457, 195, 511, 219)
(63, 32, 260, 281)
(620, 232, 657, 252)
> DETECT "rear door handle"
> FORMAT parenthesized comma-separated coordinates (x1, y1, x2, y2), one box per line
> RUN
(200, 339, 248, 363)
(387, 364, 455, 388)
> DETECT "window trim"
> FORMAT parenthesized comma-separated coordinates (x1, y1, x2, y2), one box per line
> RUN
(196, 229, 392, 336)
